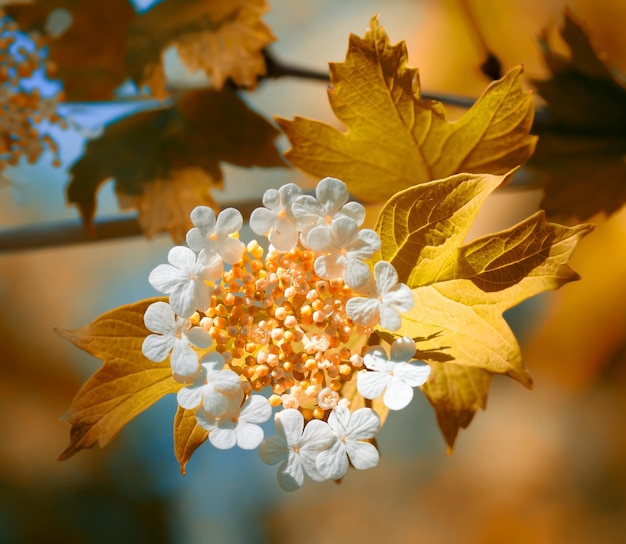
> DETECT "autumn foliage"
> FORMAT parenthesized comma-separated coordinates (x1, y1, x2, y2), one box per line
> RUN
(3, 1, 617, 494)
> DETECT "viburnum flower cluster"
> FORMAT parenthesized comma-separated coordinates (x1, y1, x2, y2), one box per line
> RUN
(143, 177, 431, 491)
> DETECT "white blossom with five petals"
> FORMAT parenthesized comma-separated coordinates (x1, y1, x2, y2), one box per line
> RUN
(177, 352, 241, 416)
(345, 260, 413, 331)
(249, 183, 302, 252)
(196, 388, 272, 450)
(307, 216, 381, 288)
(259, 409, 334, 491)
(316, 405, 380, 480)
(186, 206, 245, 264)
(141, 301, 212, 378)
(357, 337, 431, 410)
(148, 246, 221, 318)
(292, 177, 365, 245)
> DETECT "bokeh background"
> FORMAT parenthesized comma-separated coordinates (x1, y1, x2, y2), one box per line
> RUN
(1, 0, 626, 542)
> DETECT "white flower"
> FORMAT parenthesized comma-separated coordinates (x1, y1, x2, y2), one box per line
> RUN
(186, 206, 245, 264)
(317, 387, 340, 410)
(141, 301, 212, 378)
(249, 183, 302, 252)
(196, 388, 272, 450)
(148, 246, 221, 318)
(293, 177, 365, 245)
(357, 337, 431, 410)
(316, 405, 380, 480)
(307, 216, 380, 288)
(345, 260, 413, 331)
(177, 352, 241, 416)
(259, 409, 334, 491)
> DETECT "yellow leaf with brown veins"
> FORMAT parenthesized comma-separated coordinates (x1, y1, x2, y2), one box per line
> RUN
(373, 171, 593, 449)
(173, 405, 207, 475)
(276, 16, 537, 203)
(126, 0, 275, 97)
(56, 298, 180, 460)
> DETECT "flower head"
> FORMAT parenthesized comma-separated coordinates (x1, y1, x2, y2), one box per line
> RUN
(141, 301, 212, 377)
(148, 246, 221, 318)
(177, 352, 241, 416)
(357, 337, 431, 410)
(197, 389, 272, 450)
(249, 183, 302, 252)
(186, 206, 245, 264)
(316, 405, 380, 480)
(259, 409, 334, 491)
(345, 260, 413, 330)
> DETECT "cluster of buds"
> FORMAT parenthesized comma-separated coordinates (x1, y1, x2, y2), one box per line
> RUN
(143, 177, 431, 490)
(0, 9, 65, 182)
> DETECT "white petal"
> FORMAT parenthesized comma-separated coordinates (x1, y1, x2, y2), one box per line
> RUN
(340, 201, 365, 226)
(202, 387, 229, 416)
(259, 434, 288, 465)
(142, 334, 174, 362)
(306, 225, 334, 252)
(215, 208, 243, 235)
(274, 409, 304, 446)
(384, 283, 414, 312)
(170, 342, 200, 377)
(177, 386, 203, 410)
(209, 427, 237, 450)
(143, 302, 176, 335)
(314, 255, 344, 281)
(342, 259, 372, 289)
(374, 260, 399, 294)
(292, 195, 322, 227)
(327, 405, 350, 436)
(346, 297, 379, 327)
(168, 245, 196, 269)
(394, 361, 431, 387)
(169, 281, 203, 318)
(185, 227, 206, 252)
(200, 351, 225, 372)
(148, 264, 185, 294)
(299, 450, 325, 482)
(235, 422, 265, 450)
(363, 346, 389, 371)
(357, 370, 389, 400)
(277, 455, 304, 491)
(301, 419, 334, 450)
(240, 395, 272, 424)
(345, 407, 380, 440)
(217, 236, 245, 264)
(353, 229, 381, 258)
(378, 303, 402, 331)
(383, 377, 414, 410)
(249, 207, 277, 235)
(195, 408, 218, 431)
(190, 206, 216, 230)
(345, 441, 379, 470)
(261, 188, 281, 210)
(390, 337, 416, 362)
(278, 183, 303, 207)
(185, 326, 213, 349)
(212, 370, 242, 393)
(316, 440, 347, 480)
(316, 177, 348, 210)
(330, 216, 359, 247)
(269, 217, 298, 252)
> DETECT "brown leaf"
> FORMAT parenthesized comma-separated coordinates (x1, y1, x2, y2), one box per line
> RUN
(173, 406, 207, 475)
(56, 297, 180, 460)
(5, 0, 136, 100)
(67, 87, 285, 241)
(126, 0, 275, 97)
(529, 10, 626, 220)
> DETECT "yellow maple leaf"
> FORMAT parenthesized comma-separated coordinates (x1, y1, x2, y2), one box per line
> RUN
(373, 171, 593, 449)
(56, 298, 180, 460)
(126, 0, 275, 98)
(276, 16, 537, 202)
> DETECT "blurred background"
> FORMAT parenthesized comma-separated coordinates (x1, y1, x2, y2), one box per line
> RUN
(1, 0, 625, 542)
